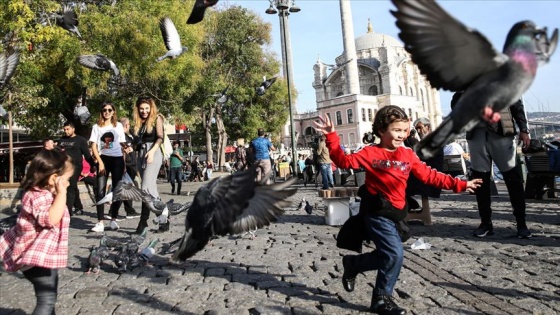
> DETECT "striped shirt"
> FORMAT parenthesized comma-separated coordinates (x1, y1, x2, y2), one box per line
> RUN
(0, 188, 70, 272)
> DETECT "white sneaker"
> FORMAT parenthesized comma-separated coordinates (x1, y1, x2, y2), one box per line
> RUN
(104, 215, 123, 222)
(91, 222, 104, 232)
(110, 221, 120, 231)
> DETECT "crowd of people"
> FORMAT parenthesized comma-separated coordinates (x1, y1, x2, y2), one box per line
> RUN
(0, 96, 540, 314)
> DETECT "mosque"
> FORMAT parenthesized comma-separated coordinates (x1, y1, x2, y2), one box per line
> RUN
(285, 1, 442, 151)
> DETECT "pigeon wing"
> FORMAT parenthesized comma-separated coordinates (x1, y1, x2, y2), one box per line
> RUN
(61, 6, 78, 28)
(536, 28, 559, 63)
(0, 52, 20, 88)
(390, 0, 505, 91)
(78, 55, 106, 71)
(264, 76, 277, 89)
(113, 181, 150, 202)
(160, 17, 182, 51)
(187, 0, 218, 24)
(228, 178, 297, 235)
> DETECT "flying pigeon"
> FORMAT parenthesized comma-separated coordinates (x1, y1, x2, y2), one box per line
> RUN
(77, 54, 120, 77)
(256, 76, 277, 96)
(54, 5, 82, 38)
(211, 87, 228, 104)
(157, 17, 188, 62)
(95, 191, 113, 205)
(113, 181, 190, 216)
(171, 167, 297, 262)
(390, 0, 558, 160)
(320, 58, 353, 71)
(187, 0, 219, 24)
(304, 200, 313, 215)
(0, 51, 20, 90)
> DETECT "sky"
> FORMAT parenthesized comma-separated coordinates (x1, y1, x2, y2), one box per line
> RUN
(228, 0, 560, 116)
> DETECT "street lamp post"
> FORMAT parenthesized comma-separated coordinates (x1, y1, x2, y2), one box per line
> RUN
(266, 0, 300, 177)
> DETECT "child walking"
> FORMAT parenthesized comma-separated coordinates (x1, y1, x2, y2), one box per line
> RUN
(0, 148, 74, 314)
(314, 106, 482, 315)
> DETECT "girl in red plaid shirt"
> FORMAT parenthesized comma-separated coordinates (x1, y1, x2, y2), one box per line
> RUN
(0, 148, 73, 314)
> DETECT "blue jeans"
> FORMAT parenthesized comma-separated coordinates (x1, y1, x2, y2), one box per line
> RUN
(320, 163, 334, 189)
(350, 215, 403, 296)
(170, 167, 182, 193)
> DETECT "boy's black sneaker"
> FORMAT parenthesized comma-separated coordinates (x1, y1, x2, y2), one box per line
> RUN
(473, 223, 494, 237)
(517, 226, 532, 239)
(370, 295, 406, 315)
(341, 255, 357, 292)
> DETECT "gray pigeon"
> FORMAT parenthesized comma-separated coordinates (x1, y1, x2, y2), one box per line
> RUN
(390, 0, 558, 160)
(113, 181, 189, 216)
(54, 5, 82, 39)
(157, 17, 188, 62)
(172, 167, 297, 262)
(0, 51, 20, 90)
(86, 246, 102, 274)
(320, 58, 353, 71)
(304, 200, 313, 215)
(211, 87, 228, 104)
(187, 0, 219, 24)
(256, 76, 277, 96)
(100, 233, 124, 249)
(77, 54, 120, 77)
(114, 244, 130, 273)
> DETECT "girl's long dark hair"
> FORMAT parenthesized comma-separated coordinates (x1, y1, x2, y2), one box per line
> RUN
(21, 148, 71, 192)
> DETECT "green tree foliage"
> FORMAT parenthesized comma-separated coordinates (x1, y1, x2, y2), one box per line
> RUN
(1, 0, 204, 138)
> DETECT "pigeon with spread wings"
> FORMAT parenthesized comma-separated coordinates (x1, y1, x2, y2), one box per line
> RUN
(320, 58, 353, 71)
(256, 76, 277, 96)
(390, 0, 558, 160)
(113, 181, 190, 216)
(54, 5, 82, 39)
(77, 54, 120, 77)
(157, 17, 188, 62)
(172, 167, 297, 262)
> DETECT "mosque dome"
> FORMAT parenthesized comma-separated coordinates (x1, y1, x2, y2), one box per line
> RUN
(355, 19, 402, 51)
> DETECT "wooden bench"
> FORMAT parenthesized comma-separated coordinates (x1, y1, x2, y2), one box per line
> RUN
(524, 151, 560, 199)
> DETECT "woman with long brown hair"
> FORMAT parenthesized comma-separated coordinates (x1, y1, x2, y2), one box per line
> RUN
(132, 96, 165, 234)
(88, 101, 127, 232)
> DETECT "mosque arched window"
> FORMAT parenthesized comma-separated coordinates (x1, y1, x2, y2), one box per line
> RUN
(361, 108, 366, 122)
(349, 133, 356, 145)
(399, 86, 403, 95)
(368, 109, 373, 122)
(336, 111, 342, 125)
(347, 109, 353, 124)
(368, 85, 378, 96)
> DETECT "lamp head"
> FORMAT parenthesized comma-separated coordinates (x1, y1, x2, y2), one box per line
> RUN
(265, 3, 278, 15)
(289, 0, 301, 13)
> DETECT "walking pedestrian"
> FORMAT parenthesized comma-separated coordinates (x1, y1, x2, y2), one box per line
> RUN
(169, 140, 184, 195)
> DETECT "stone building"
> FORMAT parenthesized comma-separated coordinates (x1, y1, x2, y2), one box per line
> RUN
(289, 0, 442, 151)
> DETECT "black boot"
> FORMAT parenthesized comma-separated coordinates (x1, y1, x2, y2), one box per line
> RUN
(370, 295, 406, 315)
(341, 255, 358, 292)
(502, 166, 532, 238)
(135, 203, 150, 234)
(471, 170, 494, 237)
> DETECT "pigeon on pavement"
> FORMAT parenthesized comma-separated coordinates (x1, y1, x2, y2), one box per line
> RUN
(390, 0, 558, 160)
(256, 76, 277, 96)
(304, 200, 313, 215)
(187, 0, 219, 24)
(157, 17, 188, 62)
(54, 5, 82, 38)
(0, 51, 20, 90)
(77, 54, 120, 77)
(172, 167, 297, 262)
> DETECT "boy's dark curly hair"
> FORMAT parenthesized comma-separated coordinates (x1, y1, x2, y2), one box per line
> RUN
(372, 105, 409, 137)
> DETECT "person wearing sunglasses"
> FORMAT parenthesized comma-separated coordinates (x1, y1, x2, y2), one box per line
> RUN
(132, 96, 165, 234)
(88, 101, 127, 232)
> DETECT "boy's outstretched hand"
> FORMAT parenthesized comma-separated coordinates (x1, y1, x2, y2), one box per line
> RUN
(313, 113, 336, 134)
(465, 178, 483, 193)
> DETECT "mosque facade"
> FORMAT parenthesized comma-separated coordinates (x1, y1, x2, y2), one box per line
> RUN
(286, 1, 443, 151)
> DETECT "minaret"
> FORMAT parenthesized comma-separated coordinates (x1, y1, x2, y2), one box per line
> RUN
(339, 0, 360, 95)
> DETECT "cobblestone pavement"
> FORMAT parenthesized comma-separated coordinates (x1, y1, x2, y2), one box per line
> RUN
(1, 174, 559, 315)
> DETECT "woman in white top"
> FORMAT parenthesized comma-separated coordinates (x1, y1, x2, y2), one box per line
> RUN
(89, 101, 127, 232)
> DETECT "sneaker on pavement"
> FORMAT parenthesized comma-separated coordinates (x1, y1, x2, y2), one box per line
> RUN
(370, 295, 406, 315)
(110, 220, 120, 230)
(517, 226, 532, 238)
(473, 223, 494, 237)
(91, 222, 104, 232)
(126, 210, 141, 219)
(104, 215, 124, 221)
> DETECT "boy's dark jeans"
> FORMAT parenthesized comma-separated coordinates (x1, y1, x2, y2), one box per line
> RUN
(346, 215, 403, 297)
